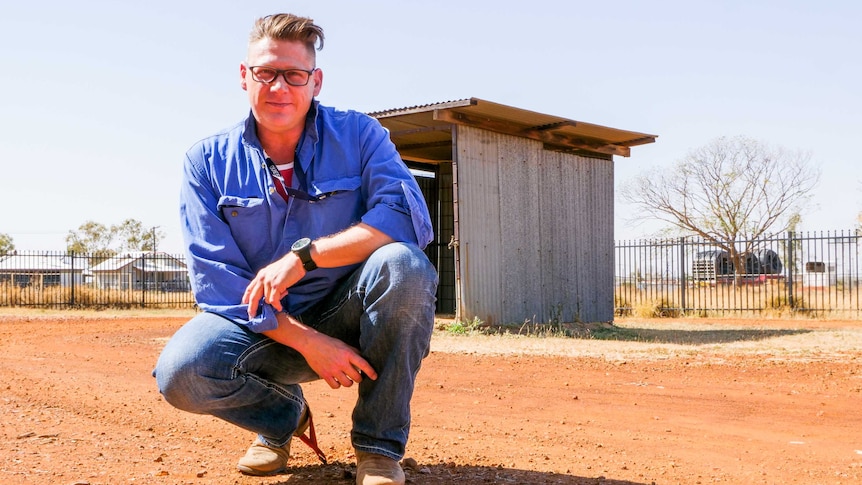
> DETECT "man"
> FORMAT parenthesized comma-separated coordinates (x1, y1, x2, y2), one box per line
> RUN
(154, 13, 437, 485)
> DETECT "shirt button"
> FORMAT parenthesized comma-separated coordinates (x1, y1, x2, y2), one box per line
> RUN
(231, 210, 238, 217)
(269, 187, 276, 194)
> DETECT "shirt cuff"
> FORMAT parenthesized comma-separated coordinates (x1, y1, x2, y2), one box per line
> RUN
(245, 303, 280, 333)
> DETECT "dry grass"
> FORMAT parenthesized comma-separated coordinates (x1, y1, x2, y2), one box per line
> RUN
(0, 282, 194, 309)
(616, 280, 860, 318)
(0, 306, 197, 318)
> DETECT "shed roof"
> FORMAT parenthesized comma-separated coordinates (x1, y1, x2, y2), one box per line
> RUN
(368, 97, 657, 162)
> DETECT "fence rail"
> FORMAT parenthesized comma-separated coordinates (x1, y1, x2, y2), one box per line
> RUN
(0, 251, 195, 308)
(615, 230, 861, 317)
(4, 231, 861, 316)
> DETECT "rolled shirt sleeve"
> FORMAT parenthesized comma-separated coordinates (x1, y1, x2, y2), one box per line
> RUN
(356, 116, 433, 248)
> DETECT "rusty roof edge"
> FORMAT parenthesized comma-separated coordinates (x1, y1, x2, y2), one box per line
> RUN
(367, 98, 478, 118)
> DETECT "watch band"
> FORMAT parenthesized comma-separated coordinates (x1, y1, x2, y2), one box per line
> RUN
(292, 238, 318, 272)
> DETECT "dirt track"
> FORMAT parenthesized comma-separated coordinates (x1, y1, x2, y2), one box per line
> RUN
(1, 313, 861, 484)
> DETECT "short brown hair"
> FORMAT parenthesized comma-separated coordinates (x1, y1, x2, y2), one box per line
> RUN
(249, 14, 325, 61)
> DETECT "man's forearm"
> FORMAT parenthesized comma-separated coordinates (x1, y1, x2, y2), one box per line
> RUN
(309, 223, 393, 269)
(262, 310, 378, 389)
(244, 223, 395, 320)
(262, 311, 324, 353)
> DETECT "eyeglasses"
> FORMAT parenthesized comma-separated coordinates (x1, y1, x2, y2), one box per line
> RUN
(248, 66, 316, 86)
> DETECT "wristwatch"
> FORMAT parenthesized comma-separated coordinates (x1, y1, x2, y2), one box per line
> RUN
(291, 237, 318, 272)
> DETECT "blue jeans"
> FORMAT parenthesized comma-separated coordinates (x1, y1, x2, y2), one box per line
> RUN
(154, 243, 437, 460)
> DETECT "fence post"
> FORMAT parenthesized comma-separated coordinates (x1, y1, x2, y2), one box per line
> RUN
(679, 237, 687, 313)
(141, 253, 146, 308)
(70, 252, 75, 307)
(785, 231, 794, 309)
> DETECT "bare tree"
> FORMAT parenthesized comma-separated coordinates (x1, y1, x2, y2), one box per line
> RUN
(621, 135, 820, 277)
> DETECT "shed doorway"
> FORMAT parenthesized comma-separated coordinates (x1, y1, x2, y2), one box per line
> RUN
(408, 161, 455, 314)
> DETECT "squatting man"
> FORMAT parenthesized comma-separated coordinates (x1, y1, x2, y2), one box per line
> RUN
(153, 13, 438, 485)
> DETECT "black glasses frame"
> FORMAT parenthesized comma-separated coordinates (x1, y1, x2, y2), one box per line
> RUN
(248, 66, 317, 86)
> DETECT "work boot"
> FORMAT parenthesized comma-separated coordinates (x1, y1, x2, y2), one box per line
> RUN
(355, 451, 405, 485)
(237, 406, 320, 476)
(236, 436, 291, 476)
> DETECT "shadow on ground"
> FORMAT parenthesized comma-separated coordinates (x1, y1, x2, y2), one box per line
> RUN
(478, 320, 813, 345)
(270, 461, 652, 484)
(586, 326, 813, 345)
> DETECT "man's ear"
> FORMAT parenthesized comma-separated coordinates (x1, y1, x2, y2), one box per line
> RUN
(240, 63, 249, 91)
(312, 68, 323, 96)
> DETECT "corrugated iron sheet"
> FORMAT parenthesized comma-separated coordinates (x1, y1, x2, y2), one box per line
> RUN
(455, 126, 614, 324)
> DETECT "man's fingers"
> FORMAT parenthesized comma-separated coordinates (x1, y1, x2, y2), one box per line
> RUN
(243, 278, 264, 317)
(246, 298, 259, 319)
(265, 286, 286, 312)
(338, 372, 355, 387)
(350, 356, 377, 381)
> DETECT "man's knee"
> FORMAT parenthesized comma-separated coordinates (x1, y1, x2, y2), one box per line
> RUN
(367, 242, 438, 290)
(153, 313, 236, 413)
(361, 244, 438, 334)
(154, 343, 204, 412)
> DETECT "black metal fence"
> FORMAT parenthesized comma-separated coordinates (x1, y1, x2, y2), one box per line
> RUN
(615, 230, 861, 317)
(0, 251, 195, 308)
(5, 232, 861, 316)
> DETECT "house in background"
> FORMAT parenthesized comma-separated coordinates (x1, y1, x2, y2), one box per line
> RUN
(89, 252, 189, 291)
(370, 98, 656, 324)
(0, 252, 84, 287)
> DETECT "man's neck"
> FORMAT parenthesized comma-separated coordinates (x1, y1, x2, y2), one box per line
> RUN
(257, 125, 303, 164)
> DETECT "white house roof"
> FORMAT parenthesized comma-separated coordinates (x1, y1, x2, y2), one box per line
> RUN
(0, 253, 79, 272)
(89, 252, 187, 273)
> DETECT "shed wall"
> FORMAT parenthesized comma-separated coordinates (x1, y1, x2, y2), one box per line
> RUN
(455, 125, 614, 324)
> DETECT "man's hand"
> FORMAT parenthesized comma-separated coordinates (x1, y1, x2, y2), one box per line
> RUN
(243, 225, 393, 319)
(301, 332, 378, 389)
(263, 313, 378, 390)
(243, 253, 305, 318)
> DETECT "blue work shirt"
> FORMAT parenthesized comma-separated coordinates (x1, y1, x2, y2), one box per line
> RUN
(180, 101, 433, 332)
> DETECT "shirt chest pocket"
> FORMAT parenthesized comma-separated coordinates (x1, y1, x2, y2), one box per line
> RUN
(218, 196, 273, 265)
(302, 176, 363, 235)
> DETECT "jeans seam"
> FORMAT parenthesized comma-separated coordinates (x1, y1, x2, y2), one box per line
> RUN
(232, 338, 276, 378)
(233, 338, 305, 408)
(316, 285, 364, 324)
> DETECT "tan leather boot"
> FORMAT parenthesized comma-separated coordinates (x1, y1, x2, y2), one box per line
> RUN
(355, 451, 405, 485)
(236, 436, 292, 476)
(237, 405, 323, 475)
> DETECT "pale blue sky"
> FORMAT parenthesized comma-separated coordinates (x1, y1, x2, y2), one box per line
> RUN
(1, 0, 859, 252)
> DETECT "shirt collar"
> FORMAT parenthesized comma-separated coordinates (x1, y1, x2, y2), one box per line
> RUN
(295, 100, 320, 173)
(241, 99, 320, 170)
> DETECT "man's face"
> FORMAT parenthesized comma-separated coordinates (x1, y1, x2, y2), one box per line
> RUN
(241, 38, 323, 137)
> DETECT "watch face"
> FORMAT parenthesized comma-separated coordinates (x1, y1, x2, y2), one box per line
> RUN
(292, 237, 311, 251)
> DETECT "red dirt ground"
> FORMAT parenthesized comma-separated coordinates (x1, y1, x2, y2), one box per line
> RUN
(1, 314, 861, 484)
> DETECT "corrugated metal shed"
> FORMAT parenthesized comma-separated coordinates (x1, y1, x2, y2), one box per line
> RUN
(369, 98, 656, 324)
